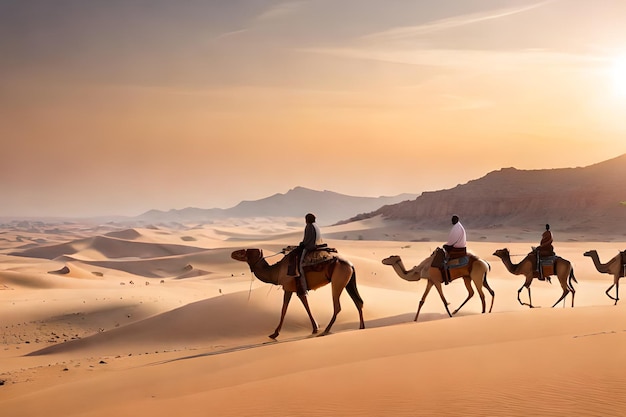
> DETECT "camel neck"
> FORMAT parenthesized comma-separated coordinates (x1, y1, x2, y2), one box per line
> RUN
(501, 252, 521, 274)
(588, 251, 611, 273)
(250, 257, 281, 285)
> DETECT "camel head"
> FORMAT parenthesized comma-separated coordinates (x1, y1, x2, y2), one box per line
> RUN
(583, 250, 596, 257)
(493, 248, 509, 259)
(231, 248, 263, 264)
(382, 255, 401, 265)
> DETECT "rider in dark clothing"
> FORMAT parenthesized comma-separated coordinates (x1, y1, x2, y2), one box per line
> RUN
(287, 213, 323, 296)
(537, 224, 555, 257)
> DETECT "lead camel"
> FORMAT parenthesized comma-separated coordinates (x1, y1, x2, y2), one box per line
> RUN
(231, 248, 364, 339)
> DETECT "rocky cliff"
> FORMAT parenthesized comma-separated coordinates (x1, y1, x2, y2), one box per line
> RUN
(343, 154, 626, 233)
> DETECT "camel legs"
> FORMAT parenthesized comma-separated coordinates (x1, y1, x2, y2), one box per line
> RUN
(321, 283, 345, 335)
(606, 279, 620, 305)
(320, 266, 365, 335)
(453, 272, 493, 315)
(300, 293, 320, 334)
(517, 277, 534, 308)
(551, 288, 571, 308)
(345, 268, 365, 330)
(269, 291, 292, 339)
(452, 278, 476, 315)
(414, 280, 434, 321)
(551, 266, 576, 308)
(483, 277, 496, 313)
(269, 291, 318, 339)
(414, 279, 453, 321)
(433, 281, 453, 317)
(551, 280, 575, 308)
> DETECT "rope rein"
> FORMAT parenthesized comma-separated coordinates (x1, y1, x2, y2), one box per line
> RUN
(247, 250, 285, 302)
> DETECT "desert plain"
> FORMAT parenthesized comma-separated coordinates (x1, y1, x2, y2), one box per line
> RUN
(1, 216, 625, 417)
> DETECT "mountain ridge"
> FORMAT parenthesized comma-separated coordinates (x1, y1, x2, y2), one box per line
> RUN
(339, 153, 626, 234)
(135, 187, 419, 225)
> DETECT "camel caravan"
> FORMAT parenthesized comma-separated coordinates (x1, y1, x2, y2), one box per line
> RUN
(231, 214, 626, 339)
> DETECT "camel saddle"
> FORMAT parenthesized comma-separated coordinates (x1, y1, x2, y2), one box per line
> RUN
(431, 247, 473, 281)
(285, 244, 337, 278)
(302, 245, 338, 268)
(529, 251, 557, 281)
(447, 247, 467, 260)
(432, 247, 467, 266)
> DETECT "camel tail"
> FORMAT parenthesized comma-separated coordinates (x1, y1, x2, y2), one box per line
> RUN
(569, 268, 578, 285)
(345, 267, 364, 308)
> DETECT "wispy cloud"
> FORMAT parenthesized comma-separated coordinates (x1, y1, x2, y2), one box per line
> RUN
(362, 1, 553, 42)
(302, 46, 599, 73)
(213, 1, 307, 42)
(255, 1, 307, 21)
(213, 28, 250, 41)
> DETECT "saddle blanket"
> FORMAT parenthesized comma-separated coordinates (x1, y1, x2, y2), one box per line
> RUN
(302, 248, 337, 267)
(447, 256, 469, 269)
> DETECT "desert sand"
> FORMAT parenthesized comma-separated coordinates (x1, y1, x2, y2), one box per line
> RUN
(1, 217, 626, 416)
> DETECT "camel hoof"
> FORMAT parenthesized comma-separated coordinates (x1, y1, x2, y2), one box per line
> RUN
(268, 332, 279, 339)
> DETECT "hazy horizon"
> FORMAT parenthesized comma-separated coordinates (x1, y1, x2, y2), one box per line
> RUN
(2, 0, 626, 217)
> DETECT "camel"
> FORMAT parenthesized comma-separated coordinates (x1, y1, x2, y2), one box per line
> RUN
(382, 249, 494, 322)
(583, 250, 626, 305)
(231, 248, 364, 339)
(493, 248, 577, 308)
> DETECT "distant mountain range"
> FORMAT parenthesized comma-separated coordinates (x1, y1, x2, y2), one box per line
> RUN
(4, 155, 624, 237)
(136, 187, 419, 225)
(340, 153, 626, 234)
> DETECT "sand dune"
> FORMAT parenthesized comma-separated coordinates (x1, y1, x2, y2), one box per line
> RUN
(1, 220, 626, 416)
(10, 233, 209, 261)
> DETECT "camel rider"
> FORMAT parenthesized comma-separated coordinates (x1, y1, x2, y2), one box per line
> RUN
(533, 223, 555, 281)
(287, 213, 323, 296)
(536, 224, 555, 257)
(444, 215, 467, 253)
(442, 215, 467, 285)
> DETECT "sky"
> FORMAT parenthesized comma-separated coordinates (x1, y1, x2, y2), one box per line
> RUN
(1, 0, 626, 217)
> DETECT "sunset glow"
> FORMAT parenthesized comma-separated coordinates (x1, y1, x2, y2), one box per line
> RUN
(1, 1, 626, 217)
(613, 54, 626, 97)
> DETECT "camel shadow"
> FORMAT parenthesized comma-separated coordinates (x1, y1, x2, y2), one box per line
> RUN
(149, 312, 452, 366)
(361, 312, 451, 329)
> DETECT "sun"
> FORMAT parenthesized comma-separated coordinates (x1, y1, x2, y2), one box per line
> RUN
(612, 55, 626, 97)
